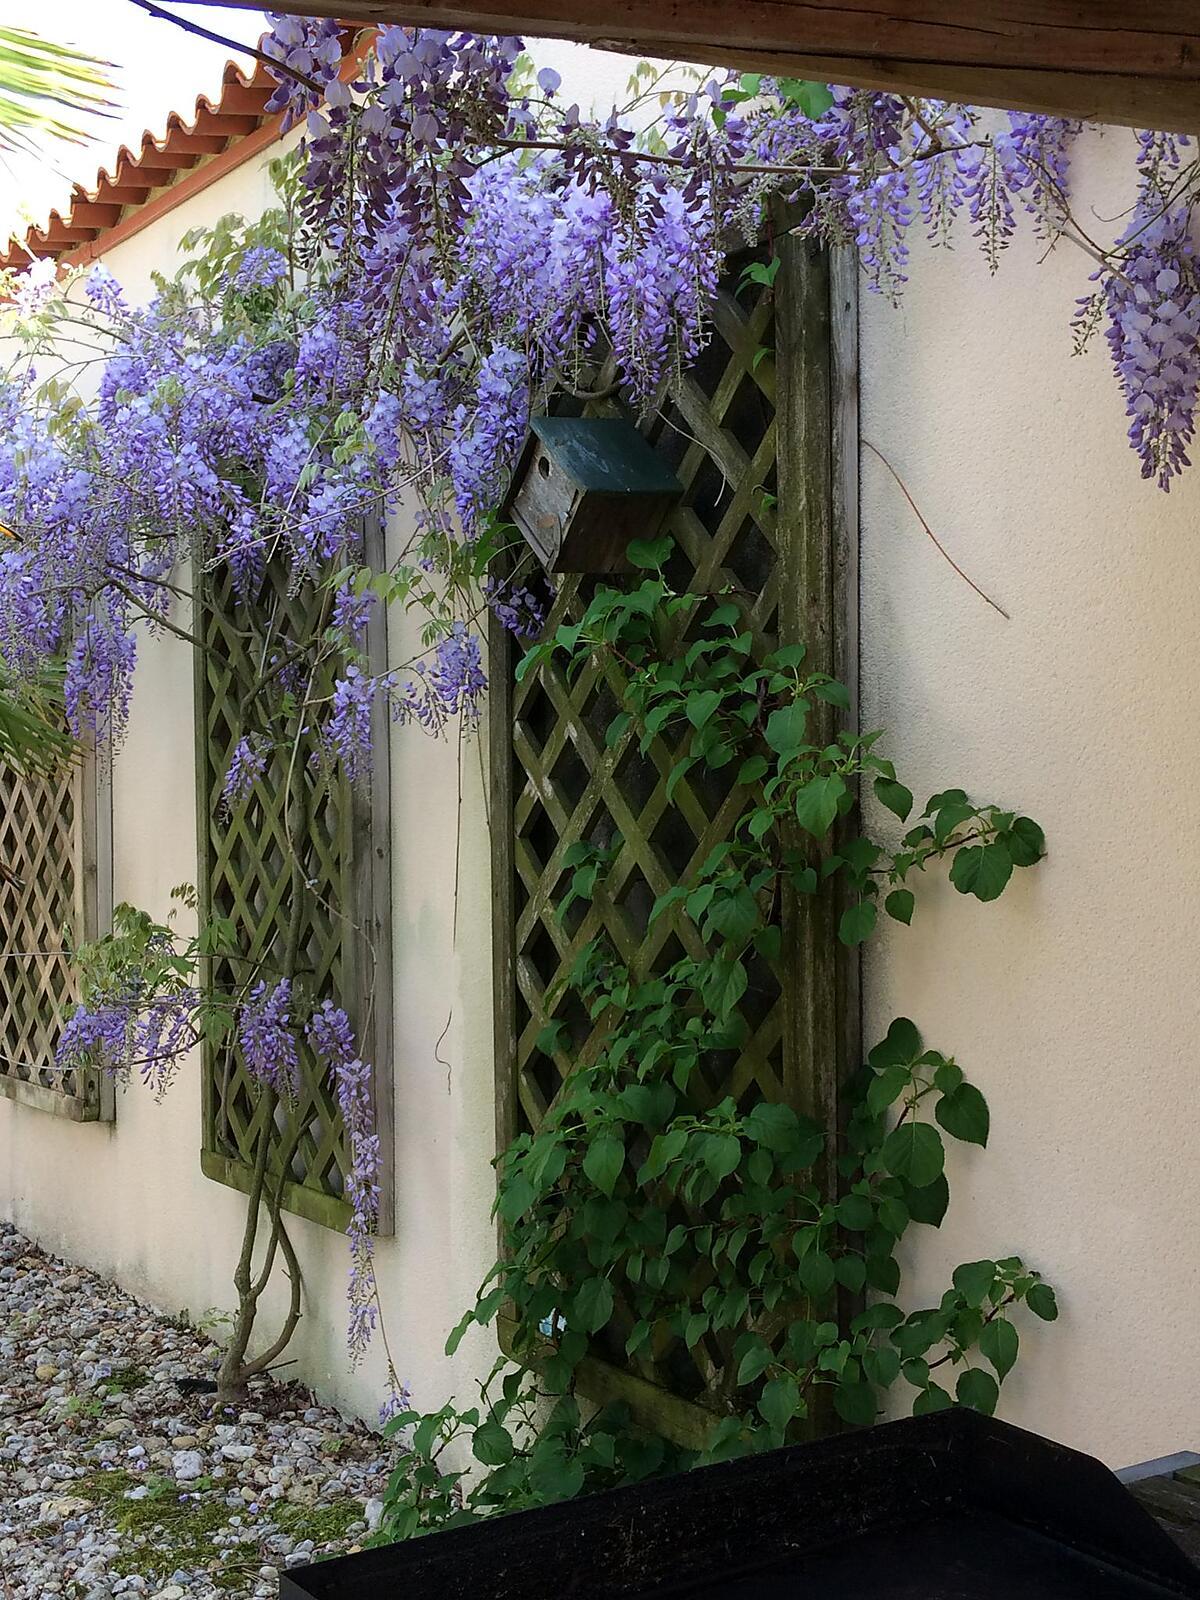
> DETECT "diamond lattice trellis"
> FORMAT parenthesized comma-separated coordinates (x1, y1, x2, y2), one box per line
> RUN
(0, 747, 111, 1121)
(196, 544, 392, 1233)
(491, 240, 849, 1440)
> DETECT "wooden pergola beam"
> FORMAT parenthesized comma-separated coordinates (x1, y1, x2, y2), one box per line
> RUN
(188, 1, 1200, 132)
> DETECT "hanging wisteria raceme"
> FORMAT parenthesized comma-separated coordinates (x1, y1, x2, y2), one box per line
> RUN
(307, 1002, 382, 1364)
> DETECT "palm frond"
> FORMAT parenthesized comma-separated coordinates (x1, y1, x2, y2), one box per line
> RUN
(0, 25, 119, 158)
(0, 659, 75, 776)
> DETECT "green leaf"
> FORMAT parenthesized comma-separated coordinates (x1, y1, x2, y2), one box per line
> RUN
(812, 678, 851, 710)
(839, 899, 877, 946)
(798, 1250, 835, 1299)
(472, 1420, 514, 1466)
(863, 1346, 901, 1388)
(736, 1340, 774, 1386)
(794, 775, 845, 838)
(444, 1311, 474, 1357)
(764, 701, 808, 753)
(780, 77, 835, 117)
(952, 1259, 997, 1307)
(833, 1380, 877, 1427)
(703, 956, 748, 1019)
(686, 688, 722, 729)
(1026, 1282, 1059, 1322)
(708, 885, 760, 944)
(626, 535, 673, 569)
(867, 1064, 910, 1117)
(770, 644, 807, 670)
(701, 1133, 743, 1184)
(835, 1254, 867, 1293)
(956, 1368, 1000, 1416)
(979, 1318, 1019, 1381)
(866, 1252, 901, 1295)
(933, 1060, 963, 1095)
(912, 1382, 953, 1416)
(1008, 816, 1045, 867)
(638, 1127, 688, 1184)
(583, 1135, 625, 1197)
(869, 1017, 922, 1068)
(904, 1174, 950, 1227)
(881, 1122, 944, 1189)
(936, 1083, 990, 1147)
(573, 1276, 614, 1333)
(497, 1175, 536, 1223)
(874, 777, 914, 821)
(836, 1192, 874, 1231)
(950, 840, 1013, 902)
(744, 1100, 800, 1151)
(884, 888, 915, 925)
(932, 801, 974, 845)
(758, 1375, 801, 1432)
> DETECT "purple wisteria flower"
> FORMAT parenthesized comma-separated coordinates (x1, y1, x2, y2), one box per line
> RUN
(325, 665, 378, 777)
(262, 13, 343, 129)
(308, 1002, 382, 1362)
(232, 245, 289, 294)
(1099, 204, 1200, 490)
(58, 1002, 130, 1075)
(239, 979, 299, 1095)
(223, 735, 268, 808)
(483, 574, 545, 640)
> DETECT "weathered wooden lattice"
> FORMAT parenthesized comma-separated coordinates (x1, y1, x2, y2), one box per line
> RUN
(491, 238, 852, 1440)
(196, 546, 392, 1233)
(0, 749, 112, 1121)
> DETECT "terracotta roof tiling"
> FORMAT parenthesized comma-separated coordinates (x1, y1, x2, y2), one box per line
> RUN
(2, 30, 369, 274)
(1, 59, 283, 272)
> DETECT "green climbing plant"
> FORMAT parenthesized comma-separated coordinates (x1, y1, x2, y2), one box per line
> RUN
(377, 535, 1055, 1540)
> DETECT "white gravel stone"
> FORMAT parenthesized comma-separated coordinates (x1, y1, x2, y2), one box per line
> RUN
(171, 1450, 205, 1482)
(0, 1221, 395, 1599)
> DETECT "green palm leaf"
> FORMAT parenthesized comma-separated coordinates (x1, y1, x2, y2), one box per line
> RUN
(0, 659, 75, 776)
(0, 25, 118, 158)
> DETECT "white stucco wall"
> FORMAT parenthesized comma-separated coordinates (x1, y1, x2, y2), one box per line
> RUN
(1, 103, 1197, 1470)
(859, 127, 1200, 1466)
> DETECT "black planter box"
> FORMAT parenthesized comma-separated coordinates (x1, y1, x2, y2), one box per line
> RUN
(280, 1409, 1200, 1599)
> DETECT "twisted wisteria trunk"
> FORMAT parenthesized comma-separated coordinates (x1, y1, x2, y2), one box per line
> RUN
(216, 746, 310, 1400)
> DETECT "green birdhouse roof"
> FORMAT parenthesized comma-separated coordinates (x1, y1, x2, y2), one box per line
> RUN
(527, 416, 683, 497)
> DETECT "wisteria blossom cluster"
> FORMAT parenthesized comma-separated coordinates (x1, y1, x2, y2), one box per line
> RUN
(1, 27, 1197, 772)
(309, 1000, 382, 1362)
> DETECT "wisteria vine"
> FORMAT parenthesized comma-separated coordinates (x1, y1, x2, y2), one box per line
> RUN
(0, 14, 1197, 1396)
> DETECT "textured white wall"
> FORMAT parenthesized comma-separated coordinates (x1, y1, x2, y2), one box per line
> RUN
(859, 125, 1200, 1466)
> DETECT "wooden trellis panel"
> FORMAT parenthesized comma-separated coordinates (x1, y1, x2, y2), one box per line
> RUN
(0, 746, 112, 1121)
(196, 537, 392, 1233)
(491, 237, 857, 1439)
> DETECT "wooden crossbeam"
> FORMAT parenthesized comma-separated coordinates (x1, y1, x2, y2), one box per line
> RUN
(193, 0, 1200, 132)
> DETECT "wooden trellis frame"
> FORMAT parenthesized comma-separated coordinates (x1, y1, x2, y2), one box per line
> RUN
(194, 530, 393, 1233)
(490, 236, 859, 1443)
(0, 743, 113, 1121)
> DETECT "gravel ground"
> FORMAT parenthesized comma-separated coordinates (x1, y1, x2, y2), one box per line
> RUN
(0, 1222, 394, 1600)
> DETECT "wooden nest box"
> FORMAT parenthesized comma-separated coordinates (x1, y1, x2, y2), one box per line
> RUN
(507, 416, 683, 574)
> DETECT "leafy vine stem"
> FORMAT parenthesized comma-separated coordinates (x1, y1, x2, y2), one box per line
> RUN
(374, 538, 1056, 1539)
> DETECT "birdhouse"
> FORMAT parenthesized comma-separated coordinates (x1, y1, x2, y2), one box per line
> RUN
(506, 417, 684, 574)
